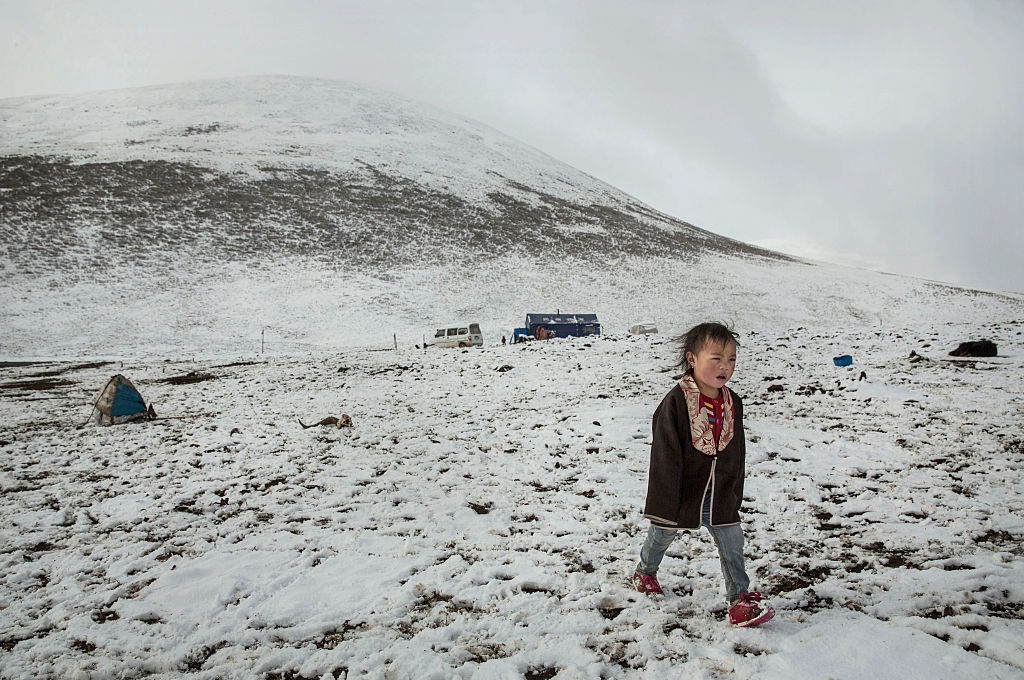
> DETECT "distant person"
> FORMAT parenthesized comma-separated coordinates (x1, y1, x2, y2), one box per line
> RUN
(631, 322, 775, 628)
(501, 335, 506, 345)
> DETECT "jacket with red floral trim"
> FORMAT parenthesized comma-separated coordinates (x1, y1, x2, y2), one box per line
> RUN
(642, 379, 746, 529)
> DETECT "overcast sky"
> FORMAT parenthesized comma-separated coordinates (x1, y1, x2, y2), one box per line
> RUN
(3, 0, 1022, 292)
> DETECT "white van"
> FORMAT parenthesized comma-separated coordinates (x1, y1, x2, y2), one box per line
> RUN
(427, 323, 483, 348)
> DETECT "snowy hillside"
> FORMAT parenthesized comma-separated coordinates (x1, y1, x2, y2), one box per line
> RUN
(1, 76, 1022, 679)
(1, 324, 1022, 678)
(2, 76, 1022, 359)
(0, 76, 769, 273)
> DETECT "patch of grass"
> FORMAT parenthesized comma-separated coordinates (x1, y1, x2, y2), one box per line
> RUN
(464, 642, 509, 663)
(0, 378, 74, 391)
(0, 636, 31, 651)
(161, 371, 216, 385)
(91, 609, 119, 623)
(986, 601, 1024, 619)
(72, 639, 97, 653)
(180, 642, 228, 672)
(266, 672, 320, 680)
(765, 562, 833, 593)
(315, 622, 367, 650)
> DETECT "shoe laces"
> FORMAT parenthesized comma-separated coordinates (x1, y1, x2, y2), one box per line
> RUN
(636, 572, 661, 593)
(731, 592, 765, 613)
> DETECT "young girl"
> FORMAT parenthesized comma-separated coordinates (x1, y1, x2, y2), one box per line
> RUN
(632, 322, 774, 628)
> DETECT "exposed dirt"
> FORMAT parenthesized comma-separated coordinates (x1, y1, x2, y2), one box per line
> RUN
(0, 378, 75, 391)
(0, 155, 787, 280)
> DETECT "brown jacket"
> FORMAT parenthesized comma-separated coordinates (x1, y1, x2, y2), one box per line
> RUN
(642, 384, 746, 529)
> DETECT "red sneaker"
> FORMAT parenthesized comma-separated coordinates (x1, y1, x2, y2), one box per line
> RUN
(631, 571, 663, 595)
(729, 592, 775, 627)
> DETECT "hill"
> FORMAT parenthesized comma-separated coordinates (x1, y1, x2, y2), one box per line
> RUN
(1, 76, 1021, 358)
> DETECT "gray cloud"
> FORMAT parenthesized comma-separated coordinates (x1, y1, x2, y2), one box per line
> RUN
(2, 0, 1021, 291)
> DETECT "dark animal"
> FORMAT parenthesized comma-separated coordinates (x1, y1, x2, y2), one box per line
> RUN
(949, 340, 997, 357)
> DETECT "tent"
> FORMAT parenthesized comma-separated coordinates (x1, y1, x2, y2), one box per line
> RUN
(90, 374, 156, 425)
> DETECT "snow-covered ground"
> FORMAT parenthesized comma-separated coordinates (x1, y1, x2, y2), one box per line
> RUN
(2, 323, 1022, 679)
(4, 251, 1022, 361)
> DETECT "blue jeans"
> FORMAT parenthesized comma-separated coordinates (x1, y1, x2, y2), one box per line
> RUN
(636, 492, 750, 603)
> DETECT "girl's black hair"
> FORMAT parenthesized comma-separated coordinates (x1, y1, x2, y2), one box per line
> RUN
(674, 322, 740, 371)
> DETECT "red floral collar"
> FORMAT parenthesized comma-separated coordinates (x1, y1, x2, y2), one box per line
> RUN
(678, 373, 734, 456)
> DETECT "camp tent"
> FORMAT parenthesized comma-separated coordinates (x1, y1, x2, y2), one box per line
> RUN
(90, 374, 155, 425)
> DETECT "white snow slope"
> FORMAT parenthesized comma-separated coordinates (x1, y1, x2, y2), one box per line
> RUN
(2, 76, 1023, 359)
(1, 76, 626, 205)
(1, 323, 1022, 679)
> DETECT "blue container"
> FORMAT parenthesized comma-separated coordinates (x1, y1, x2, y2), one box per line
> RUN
(833, 355, 853, 367)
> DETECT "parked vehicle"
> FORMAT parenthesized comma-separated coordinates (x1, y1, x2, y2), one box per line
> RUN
(427, 323, 483, 348)
(525, 313, 601, 339)
(629, 323, 659, 335)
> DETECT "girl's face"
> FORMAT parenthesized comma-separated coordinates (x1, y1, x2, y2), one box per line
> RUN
(687, 340, 737, 397)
